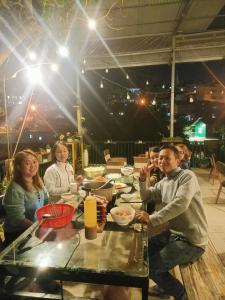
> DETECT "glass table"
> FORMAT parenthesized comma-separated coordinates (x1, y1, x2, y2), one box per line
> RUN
(0, 213, 149, 300)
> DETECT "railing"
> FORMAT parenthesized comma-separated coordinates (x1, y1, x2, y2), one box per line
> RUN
(88, 141, 162, 165)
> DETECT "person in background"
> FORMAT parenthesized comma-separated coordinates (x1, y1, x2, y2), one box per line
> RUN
(2, 150, 60, 294)
(147, 147, 164, 187)
(175, 144, 191, 170)
(146, 147, 164, 213)
(44, 141, 83, 196)
(137, 144, 208, 300)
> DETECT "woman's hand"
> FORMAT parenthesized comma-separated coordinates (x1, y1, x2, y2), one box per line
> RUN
(136, 210, 150, 224)
(75, 175, 84, 185)
(139, 167, 148, 181)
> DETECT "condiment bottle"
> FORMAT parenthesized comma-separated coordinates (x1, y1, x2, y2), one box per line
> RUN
(84, 195, 97, 239)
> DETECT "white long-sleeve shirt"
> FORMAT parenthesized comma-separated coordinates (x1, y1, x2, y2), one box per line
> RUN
(44, 162, 75, 194)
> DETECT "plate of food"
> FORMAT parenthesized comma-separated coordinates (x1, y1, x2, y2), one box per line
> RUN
(114, 182, 127, 189)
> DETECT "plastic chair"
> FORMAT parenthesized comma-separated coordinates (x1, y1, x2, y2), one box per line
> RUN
(215, 161, 225, 204)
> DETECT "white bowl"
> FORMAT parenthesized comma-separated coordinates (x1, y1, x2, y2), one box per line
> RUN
(121, 166, 134, 176)
(110, 206, 135, 226)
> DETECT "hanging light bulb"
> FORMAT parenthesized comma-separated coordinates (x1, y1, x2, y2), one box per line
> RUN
(189, 96, 194, 103)
(210, 90, 213, 95)
(88, 19, 97, 30)
(162, 84, 165, 89)
(152, 99, 156, 105)
(83, 58, 86, 65)
(126, 73, 129, 79)
(100, 80, 104, 88)
(180, 87, 184, 92)
(81, 68, 85, 74)
(193, 89, 197, 94)
(105, 68, 109, 73)
(127, 92, 130, 100)
(146, 80, 149, 86)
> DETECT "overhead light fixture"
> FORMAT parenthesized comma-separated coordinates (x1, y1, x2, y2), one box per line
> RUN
(58, 46, 69, 57)
(28, 51, 37, 61)
(88, 19, 96, 30)
(50, 64, 59, 72)
(27, 67, 43, 85)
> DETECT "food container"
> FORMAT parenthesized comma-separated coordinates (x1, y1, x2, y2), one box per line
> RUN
(83, 181, 113, 202)
(84, 166, 106, 178)
(36, 204, 75, 228)
(110, 206, 135, 226)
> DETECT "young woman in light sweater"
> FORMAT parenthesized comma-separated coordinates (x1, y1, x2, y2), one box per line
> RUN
(44, 141, 83, 196)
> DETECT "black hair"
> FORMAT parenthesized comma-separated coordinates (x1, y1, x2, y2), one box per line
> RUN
(52, 141, 69, 163)
(149, 147, 160, 153)
(159, 144, 180, 159)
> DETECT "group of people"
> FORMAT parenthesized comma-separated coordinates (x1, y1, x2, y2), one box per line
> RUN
(1, 141, 83, 293)
(1, 141, 208, 300)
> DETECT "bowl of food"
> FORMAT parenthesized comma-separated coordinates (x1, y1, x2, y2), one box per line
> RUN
(83, 181, 114, 202)
(121, 166, 134, 176)
(84, 166, 106, 178)
(110, 206, 135, 226)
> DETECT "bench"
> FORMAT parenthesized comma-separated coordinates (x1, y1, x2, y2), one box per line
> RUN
(172, 240, 225, 300)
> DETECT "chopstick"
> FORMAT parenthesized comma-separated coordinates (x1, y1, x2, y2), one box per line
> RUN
(121, 201, 142, 203)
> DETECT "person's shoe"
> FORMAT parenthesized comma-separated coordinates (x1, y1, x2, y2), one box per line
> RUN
(148, 285, 170, 299)
(36, 277, 61, 294)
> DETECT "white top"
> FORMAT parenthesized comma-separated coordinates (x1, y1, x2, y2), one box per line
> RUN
(44, 161, 75, 194)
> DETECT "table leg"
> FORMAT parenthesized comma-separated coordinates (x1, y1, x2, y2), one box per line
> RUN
(142, 278, 149, 300)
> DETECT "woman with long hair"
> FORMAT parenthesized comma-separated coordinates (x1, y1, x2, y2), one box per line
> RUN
(44, 141, 83, 196)
(3, 149, 48, 242)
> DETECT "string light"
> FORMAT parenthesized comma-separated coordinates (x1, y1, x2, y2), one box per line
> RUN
(50, 64, 59, 72)
(100, 80, 104, 88)
(81, 68, 85, 74)
(28, 51, 37, 61)
(83, 58, 86, 65)
(152, 99, 156, 105)
(180, 87, 184, 92)
(189, 96, 194, 103)
(126, 73, 129, 80)
(193, 89, 197, 94)
(126, 92, 130, 100)
(105, 68, 109, 73)
(58, 46, 69, 57)
(162, 84, 165, 89)
(210, 90, 213, 95)
(146, 80, 149, 85)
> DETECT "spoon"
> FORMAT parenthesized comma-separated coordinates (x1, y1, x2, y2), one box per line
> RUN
(94, 179, 114, 191)
(17, 214, 53, 251)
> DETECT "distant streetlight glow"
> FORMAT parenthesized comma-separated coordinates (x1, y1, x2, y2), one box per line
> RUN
(88, 19, 96, 30)
(58, 46, 69, 57)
